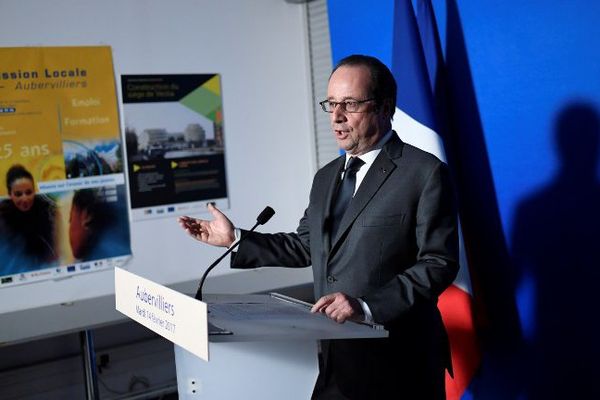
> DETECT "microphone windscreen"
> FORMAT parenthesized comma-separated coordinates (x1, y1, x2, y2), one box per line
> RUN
(256, 206, 275, 225)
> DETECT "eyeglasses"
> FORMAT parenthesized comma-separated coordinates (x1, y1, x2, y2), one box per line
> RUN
(319, 98, 376, 113)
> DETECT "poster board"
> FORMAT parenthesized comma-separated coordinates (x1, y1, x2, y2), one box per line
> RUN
(0, 46, 131, 287)
(121, 74, 229, 221)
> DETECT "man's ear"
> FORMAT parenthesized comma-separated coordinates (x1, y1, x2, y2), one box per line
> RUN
(380, 99, 395, 120)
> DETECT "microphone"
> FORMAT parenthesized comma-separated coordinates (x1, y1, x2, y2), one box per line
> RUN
(256, 206, 275, 225)
(194, 206, 275, 301)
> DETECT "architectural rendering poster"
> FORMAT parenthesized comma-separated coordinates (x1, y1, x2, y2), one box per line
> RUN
(0, 46, 131, 287)
(121, 74, 229, 221)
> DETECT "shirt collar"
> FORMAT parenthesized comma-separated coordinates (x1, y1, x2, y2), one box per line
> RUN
(345, 130, 394, 166)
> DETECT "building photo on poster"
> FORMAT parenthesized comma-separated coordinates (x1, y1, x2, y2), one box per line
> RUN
(0, 46, 132, 288)
(121, 74, 229, 221)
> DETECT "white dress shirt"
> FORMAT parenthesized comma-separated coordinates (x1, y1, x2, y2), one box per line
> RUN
(342, 130, 394, 195)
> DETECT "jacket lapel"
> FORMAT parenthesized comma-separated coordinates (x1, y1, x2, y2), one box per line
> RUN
(329, 133, 404, 254)
(317, 156, 346, 254)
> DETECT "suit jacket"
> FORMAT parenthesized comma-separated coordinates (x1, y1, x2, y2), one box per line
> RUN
(231, 134, 459, 399)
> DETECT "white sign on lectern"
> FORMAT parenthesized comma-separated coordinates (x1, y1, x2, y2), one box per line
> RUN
(114, 267, 209, 361)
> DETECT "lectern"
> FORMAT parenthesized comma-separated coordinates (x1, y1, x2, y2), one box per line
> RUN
(114, 268, 387, 400)
(174, 293, 387, 400)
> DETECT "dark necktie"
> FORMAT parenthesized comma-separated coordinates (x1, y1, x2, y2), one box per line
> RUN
(330, 157, 365, 240)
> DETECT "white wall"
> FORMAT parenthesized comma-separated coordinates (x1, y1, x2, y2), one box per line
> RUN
(0, 0, 316, 318)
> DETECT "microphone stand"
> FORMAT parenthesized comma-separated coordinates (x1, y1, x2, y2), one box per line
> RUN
(194, 221, 260, 302)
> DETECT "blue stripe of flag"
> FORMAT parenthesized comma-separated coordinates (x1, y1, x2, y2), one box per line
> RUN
(392, 0, 438, 132)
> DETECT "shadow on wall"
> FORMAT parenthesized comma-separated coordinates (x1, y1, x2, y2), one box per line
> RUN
(436, 2, 600, 398)
(510, 102, 600, 399)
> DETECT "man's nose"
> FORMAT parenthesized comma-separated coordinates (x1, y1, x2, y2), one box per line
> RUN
(331, 105, 346, 122)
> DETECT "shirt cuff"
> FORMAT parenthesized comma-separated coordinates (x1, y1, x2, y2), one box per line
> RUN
(227, 228, 241, 249)
(356, 298, 374, 323)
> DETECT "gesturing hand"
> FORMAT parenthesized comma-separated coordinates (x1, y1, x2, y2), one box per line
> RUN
(311, 292, 364, 324)
(178, 203, 236, 247)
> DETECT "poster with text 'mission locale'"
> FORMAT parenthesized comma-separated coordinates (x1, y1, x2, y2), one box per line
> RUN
(0, 46, 131, 287)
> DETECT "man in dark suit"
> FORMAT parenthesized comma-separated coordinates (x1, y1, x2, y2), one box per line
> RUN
(180, 55, 458, 399)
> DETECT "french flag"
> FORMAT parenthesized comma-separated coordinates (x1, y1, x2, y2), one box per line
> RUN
(391, 1, 480, 398)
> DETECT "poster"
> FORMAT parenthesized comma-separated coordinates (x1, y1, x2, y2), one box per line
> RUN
(121, 74, 229, 221)
(0, 46, 131, 287)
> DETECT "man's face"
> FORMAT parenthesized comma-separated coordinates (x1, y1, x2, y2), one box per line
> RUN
(327, 65, 388, 156)
(9, 178, 35, 212)
(69, 205, 91, 259)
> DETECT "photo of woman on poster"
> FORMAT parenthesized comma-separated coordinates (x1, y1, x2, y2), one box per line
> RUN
(0, 164, 58, 274)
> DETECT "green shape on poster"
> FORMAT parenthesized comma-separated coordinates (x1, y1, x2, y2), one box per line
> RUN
(181, 87, 222, 121)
